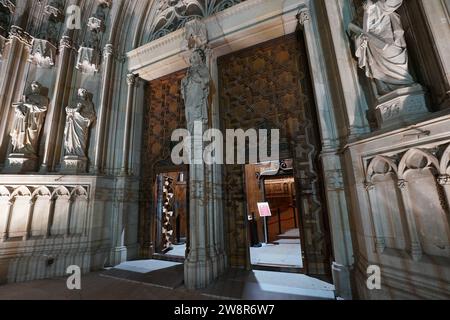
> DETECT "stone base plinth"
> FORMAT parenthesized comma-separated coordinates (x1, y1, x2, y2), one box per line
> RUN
(332, 262, 353, 300)
(375, 85, 430, 129)
(3, 153, 38, 173)
(61, 156, 88, 174)
(184, 252, 215, 290)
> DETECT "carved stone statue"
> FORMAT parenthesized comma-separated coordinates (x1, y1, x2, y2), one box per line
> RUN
(63, 88, 96, 158)
(10, 81, 49, 155)
(353, 0, 415, 95)
(181, 48, 210, 133)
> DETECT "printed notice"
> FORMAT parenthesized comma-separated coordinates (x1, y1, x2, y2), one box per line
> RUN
(257, 202, 272, 217)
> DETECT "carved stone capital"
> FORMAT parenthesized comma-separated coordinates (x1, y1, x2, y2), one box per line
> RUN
(364, 181, 375, 191)
(126, 73, 137, 86)
(103, 44, 114, 58)
(59, 36, 73, 50)
(297, 7, 310, 27)
(397, 179, 407, 189)
(438, 175, 450, 186)
(9, 26, 33, 46)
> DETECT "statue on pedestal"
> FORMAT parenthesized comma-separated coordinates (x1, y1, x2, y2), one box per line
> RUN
(353, 0, 415, 95)
(10, 81, 48, 155)
(350, 0, 429, 128)
(181, 48, 210, 134)
(63, 88, 96, 158)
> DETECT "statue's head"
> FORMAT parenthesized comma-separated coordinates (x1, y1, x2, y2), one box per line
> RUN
(30, 81, 42, 93)
(190, 49, 206, 66)
(78, 88, 88, 100)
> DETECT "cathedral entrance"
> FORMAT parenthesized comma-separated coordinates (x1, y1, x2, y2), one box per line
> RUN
(245, 160, 305, 273)
(219, 34, 332, 277)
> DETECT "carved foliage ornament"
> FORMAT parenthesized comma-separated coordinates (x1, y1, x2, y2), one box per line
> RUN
(149, 0, 244, 41)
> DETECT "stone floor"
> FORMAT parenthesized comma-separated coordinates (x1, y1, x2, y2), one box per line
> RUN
(0, 260, 335, 300)
(250, 241, 303, 268)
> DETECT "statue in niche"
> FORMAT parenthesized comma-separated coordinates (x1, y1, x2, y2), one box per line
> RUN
(351, 0, 415, 96)
(63, 88, 96, 158)
(10, 81, 49, 154)
(181, 48, 210, 134)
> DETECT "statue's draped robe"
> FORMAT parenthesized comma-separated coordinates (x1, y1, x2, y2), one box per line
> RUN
(181, 65, 210, 134)
(10, 96, 48, 154)
(356, 0, 414, 93)
(64, 103, 96, 157)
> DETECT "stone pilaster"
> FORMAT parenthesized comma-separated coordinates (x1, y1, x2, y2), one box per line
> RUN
(120, 73, 137, 176)
(397, 180, 422, 261)
(93, 44, 115, 174)
(40, 36, 75, 172)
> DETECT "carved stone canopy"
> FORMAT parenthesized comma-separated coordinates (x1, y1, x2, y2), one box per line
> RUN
(76, 47, 100, 73)
(28, 39, 57, 68)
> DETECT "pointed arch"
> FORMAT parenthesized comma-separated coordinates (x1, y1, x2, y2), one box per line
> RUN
(366, 155, 398, 183)
(398, 148, 440, 179)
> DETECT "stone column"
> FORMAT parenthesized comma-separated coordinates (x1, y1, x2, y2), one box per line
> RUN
(120, 74, 136, 176)
(110, 177, 129, 265)
(420, 0, 450, 105)
(365, 182, 386, 253)
(0, 198, 12, 241)
(298, 7, 354, 299)
(93, 44, 114, 174)
(397, 180, 422, 261)
(322, 153, 354, 300)
(0, 26, 32, 167)
(40, 36, 74, 172)
(208, 53, 227, 276)
(321, 0, 370, 139)
(297, 7, 339, 150)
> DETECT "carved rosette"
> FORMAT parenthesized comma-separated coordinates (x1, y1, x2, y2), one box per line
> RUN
(28, 39, 57, 68)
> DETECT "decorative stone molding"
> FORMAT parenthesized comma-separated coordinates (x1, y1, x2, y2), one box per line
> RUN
(28, 39, 57, 68)
(76, 46, 100, 73)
